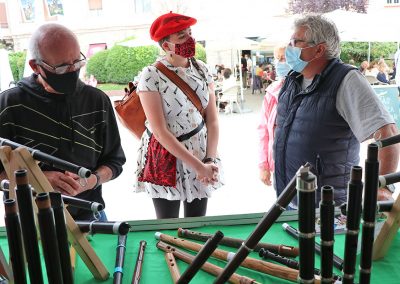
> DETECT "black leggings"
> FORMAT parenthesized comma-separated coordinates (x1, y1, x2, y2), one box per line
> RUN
(152, 198, 208, 219)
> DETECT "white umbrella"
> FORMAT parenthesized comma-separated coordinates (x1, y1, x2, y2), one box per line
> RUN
(324, 9, 400, 62)
(0, 49, 14, 92)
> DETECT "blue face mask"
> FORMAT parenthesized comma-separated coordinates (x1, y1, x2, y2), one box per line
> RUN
(275, 61, 291, 78)
(285, 45, 310, 73)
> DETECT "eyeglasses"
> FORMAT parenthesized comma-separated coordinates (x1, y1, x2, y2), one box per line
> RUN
(289, 38, 315, 47)
(39, 52, 86, 74)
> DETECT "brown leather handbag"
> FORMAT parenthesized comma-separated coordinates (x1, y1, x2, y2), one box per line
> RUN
(114, 61, 205, 139)
(114, 82, 146, 140)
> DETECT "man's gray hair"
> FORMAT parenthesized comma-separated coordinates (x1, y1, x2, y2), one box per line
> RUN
(294, 15, 341, 59)
(29, 23, 77, 62)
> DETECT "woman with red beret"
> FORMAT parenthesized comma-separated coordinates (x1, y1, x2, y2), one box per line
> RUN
(133, 12, 224, 219)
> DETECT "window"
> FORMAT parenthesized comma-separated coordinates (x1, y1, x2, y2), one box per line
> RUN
(0, 3, 8, 28)
(44, 0, 64, 21)
(19, 0, 35, 22)
(87, 43, 107, 58)
(135, 0, 151, 14)
(88, 0, 102, 11)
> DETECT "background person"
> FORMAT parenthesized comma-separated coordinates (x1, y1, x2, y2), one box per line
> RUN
(0, 23, 126, 220)
(134, 12, 224, 219)
(245, 54, 253, 88)
(376, 59, 390, 84)
(274, 15, 399, 208)
(241, 54, 247, 88)
(86, 74, 98, 87)
(359, 60, 369, 75)
(394, 48, 400, 91)
(258, 45, 290, 187)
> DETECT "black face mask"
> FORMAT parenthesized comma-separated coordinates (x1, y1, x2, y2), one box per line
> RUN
(40, 68, 80, 94)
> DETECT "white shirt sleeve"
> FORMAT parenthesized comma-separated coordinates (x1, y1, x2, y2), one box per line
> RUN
(336, 70, 395, 142)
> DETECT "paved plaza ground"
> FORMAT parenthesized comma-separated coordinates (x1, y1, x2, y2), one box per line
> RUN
(102, 89, 274, 221)
(102, 87, 399, 221)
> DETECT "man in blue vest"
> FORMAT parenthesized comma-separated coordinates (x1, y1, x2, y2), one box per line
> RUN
(274, 15, 399, 208)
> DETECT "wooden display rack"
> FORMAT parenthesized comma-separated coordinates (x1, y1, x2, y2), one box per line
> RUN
(373, 193, 400, 260)
(0, 146, 109, 280)
(0, 246, 13, 282)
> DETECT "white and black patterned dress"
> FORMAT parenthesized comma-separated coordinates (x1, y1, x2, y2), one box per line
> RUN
(133, 58, 224, 202)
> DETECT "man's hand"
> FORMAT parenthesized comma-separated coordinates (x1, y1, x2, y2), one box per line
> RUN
(44, 171, 97, 196)
(377, 187, 394, 201)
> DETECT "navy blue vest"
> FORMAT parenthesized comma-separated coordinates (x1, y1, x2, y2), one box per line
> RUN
(274, 59, 357, 206)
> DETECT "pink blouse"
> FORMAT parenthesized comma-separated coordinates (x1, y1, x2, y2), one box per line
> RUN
(257, 79, 285, 172)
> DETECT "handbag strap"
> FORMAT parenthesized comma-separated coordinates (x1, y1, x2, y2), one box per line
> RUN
(154, 61, 205, 117)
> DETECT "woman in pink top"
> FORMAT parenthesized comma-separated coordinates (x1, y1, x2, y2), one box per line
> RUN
(258, 45, 291, 188)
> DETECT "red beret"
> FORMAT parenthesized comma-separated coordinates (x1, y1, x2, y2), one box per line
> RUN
(150, 12, 197, 42)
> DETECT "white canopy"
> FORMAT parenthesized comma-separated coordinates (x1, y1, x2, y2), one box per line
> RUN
(324, 9, 400, 43)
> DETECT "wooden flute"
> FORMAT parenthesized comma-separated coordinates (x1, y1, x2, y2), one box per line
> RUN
(319, 185, 335, 283)
(114, 234, 128, 284)
(0, 138, 91, 178)
(214, 163, 310, 284)
(49, 192, 74, 284)
(36, 193, 63, 284)
(297, 168, 316, 284)
(157, 241, 259, 284)
(342, 166, 363, 284)
(1, 180, 104, 213)
(15, 169, 44, 284)
(177, 230, 224, 284)
(155, 232, 322, 283)
(164, 251, 181, 283)
(4, 199, 27, 284)
(76, 221, 131, 235)
(131, 240, 146, 284)
(178, 228, 299, 257)
(359, 144, 380, 284)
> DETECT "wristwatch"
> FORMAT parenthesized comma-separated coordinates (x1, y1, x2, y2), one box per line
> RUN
(382, 184, 395, 193)
(202, 157, 217, 164)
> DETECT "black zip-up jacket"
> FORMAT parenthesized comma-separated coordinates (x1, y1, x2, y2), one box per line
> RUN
(0, 74, 126, 220)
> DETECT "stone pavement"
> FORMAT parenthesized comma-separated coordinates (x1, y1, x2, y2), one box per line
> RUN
(102, 88, 275, 221)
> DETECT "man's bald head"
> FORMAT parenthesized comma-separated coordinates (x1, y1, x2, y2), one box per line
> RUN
(29, 23, 79, 62)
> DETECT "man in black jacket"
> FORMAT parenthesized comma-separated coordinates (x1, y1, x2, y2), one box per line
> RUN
(0, 23, 126, 220)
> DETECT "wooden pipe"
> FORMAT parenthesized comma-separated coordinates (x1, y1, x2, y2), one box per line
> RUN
(164, 251, 181, 283)
(157, 241, 259, 284)
(178, 228, 299, 257)
(155, 232, 321, 283)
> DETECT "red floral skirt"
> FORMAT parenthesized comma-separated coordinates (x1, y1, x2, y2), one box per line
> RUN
(138, 135, 177, 187)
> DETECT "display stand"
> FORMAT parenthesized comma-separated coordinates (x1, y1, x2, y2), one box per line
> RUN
(373, 193, 400, 260)
(0, 246, 13, 282)
(0, 146, 109, 280)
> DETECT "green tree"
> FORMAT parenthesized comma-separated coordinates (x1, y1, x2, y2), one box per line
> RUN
(86, 45, 159, 84)
(86, 49, 110, 83)
(8, 51, 27, 81)
(340, 42, 397, 65)
(195, 43, 207, 63)
(104, 45, 159, 84)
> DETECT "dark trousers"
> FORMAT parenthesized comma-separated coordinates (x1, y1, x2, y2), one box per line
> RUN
(152, 198, 208, 219)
